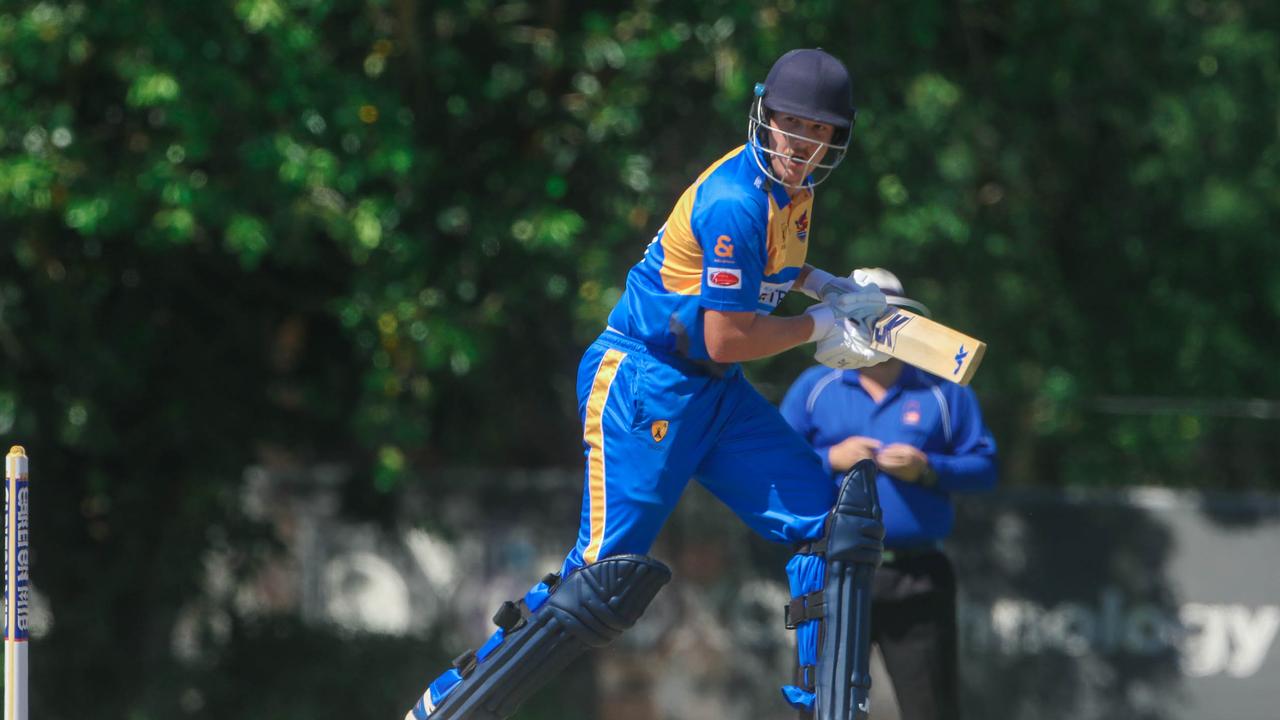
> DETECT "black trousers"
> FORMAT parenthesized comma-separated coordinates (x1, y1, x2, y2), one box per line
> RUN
(871, 549, 960, 720)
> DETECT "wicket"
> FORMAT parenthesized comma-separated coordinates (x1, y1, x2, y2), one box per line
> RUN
(4, 446, 28, 720)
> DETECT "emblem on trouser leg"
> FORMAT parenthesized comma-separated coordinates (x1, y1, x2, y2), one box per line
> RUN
(782, 459, 884, 719)
(406, 554, 672, 720)
(651, 420, 669, 443)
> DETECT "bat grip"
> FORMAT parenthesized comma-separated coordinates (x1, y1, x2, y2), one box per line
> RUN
(822, 292, 888, 337)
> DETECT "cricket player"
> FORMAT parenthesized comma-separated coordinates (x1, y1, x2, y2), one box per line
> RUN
(407, 48, 889, 720)
(781, 269, 998, 720)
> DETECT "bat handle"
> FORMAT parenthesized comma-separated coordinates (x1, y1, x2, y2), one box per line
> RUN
(821, 292, 890, 337)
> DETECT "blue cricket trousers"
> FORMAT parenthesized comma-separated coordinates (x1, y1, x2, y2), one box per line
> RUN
(562, 330, 836, 575)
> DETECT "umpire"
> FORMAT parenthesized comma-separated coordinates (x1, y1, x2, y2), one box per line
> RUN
(780, 268, 997, 720)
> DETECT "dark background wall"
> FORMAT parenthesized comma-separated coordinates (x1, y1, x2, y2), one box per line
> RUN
(212, 468, 1280, 720)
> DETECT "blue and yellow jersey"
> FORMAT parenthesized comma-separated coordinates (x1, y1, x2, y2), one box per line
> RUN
(606, 144, 815, 361)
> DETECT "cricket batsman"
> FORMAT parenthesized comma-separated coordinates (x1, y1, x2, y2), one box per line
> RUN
(407, 48, 889, 720)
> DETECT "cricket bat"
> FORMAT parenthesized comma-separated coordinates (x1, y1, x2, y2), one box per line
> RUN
(868, 307, 987, 385)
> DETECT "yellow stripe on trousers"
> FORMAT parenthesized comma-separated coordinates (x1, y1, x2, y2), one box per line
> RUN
(583, 349, 626, 564)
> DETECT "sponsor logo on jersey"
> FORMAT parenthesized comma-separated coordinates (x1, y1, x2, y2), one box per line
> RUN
(794, 210, 809, 241)
(903, 399, 922, 426)
(713, 235, 734, 258)
(651, 421, 669, 443)
(757, 281, 792, 310)
(708, 268, 742, 289)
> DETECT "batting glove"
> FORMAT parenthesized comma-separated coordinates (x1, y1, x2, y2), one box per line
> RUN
(814, 318, 891, 369)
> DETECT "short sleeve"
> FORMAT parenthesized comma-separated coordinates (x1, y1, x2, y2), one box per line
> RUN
(691, 194, 766, 312)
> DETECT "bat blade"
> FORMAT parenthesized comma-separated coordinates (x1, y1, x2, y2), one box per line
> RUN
(869, 309, 987, 385)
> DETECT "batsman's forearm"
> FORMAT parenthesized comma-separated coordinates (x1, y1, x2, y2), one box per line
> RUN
(703, 310, 815, 363)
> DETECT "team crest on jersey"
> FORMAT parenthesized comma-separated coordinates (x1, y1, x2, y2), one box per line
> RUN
(651, 421, 669, 443)
(902, 400, 922, 426)
(707, 267, 742, 289)
(794, 210, 809, 241)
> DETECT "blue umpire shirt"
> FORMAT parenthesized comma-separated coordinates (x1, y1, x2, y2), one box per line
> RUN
(780, 364, 998, 549)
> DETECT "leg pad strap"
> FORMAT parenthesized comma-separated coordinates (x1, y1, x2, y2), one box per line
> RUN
(408, 554, 672, 720)
(782, 459, 884, 719)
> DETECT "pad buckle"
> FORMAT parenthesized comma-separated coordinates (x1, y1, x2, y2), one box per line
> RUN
(796, 535, 829, 556)
(797, 664, 816, 692)
(493, 573, 561, 633)
(452, 649, 478, 678)
(784, 591, 826, 630)
(493, 600, 524, 631)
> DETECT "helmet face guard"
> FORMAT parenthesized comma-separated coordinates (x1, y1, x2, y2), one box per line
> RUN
(746, 96, 850, 189)
(748, 48, 858, 189)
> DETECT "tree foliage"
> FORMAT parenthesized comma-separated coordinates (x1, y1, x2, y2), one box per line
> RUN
(1, 1, 1279, 717)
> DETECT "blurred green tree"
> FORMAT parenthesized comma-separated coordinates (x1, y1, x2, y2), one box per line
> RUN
(1, 0, 1279, 717)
